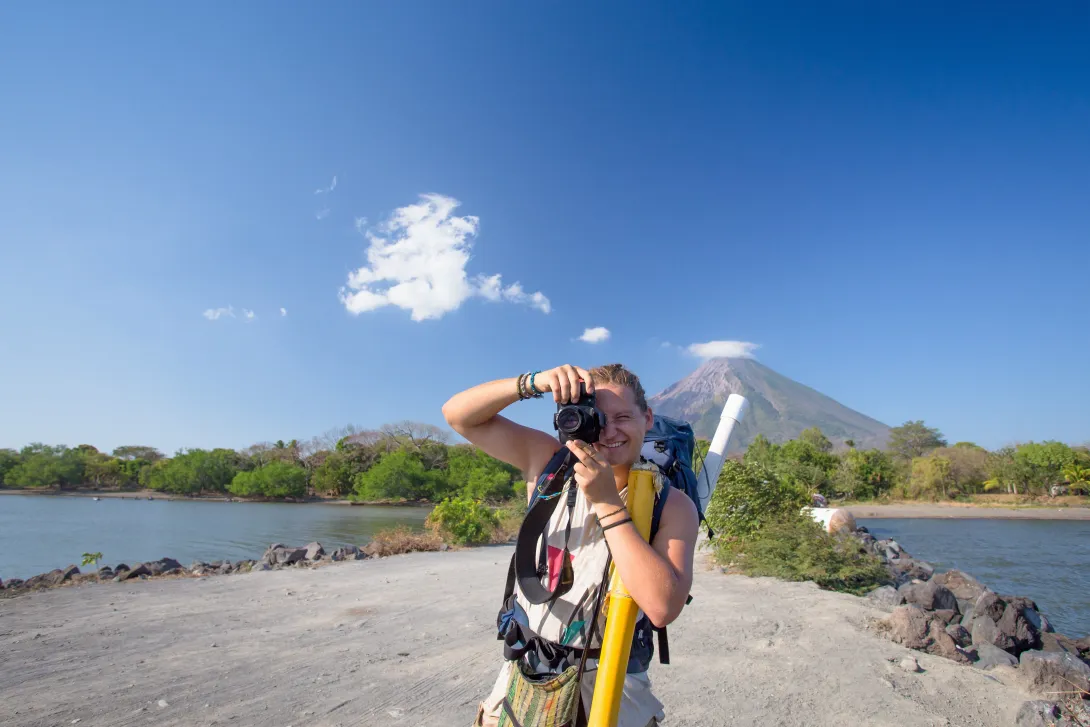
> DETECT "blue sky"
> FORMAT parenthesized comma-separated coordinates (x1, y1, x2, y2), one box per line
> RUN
(1, 2, 1087, 454)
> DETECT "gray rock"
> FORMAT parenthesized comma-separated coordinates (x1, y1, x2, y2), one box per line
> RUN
(1021, 607, 1054, 634)
(114, 563, 130, 573)
(997, 603, 1041, 655)
(252, 562, 272, 571)
(899, 656, 921, 673)
(933, 570, 985, 603)
(1015, 701, 1063, 727)
(975, 590, 1007, 622)
(118, 564, 151, 581)
(269, 547, 307, 566)
(1018, 650, 1090, 695)
(974, 642, 1018, 670)
(945, 623, 972, 647)
(1039, 632, 1079, 654)
(932, 609, 959, 626)
(902, 580, 959, 612)
(304, 542, 325, 560)
(960, 604, 976, 627)
(867, 585, 904, 607)
(971, 615, 1009, 651)
(97, 567, 114, 579)
(882, 605, 932, 650)
(62, 564, 81, 581)
(5, 578, 24, 589)
(926, 619, 972, 664)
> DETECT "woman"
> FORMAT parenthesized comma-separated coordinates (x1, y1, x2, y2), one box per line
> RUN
(442, 363, 699, 727)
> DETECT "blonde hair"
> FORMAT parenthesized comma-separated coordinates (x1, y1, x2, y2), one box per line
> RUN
(588, 363, 648, 412)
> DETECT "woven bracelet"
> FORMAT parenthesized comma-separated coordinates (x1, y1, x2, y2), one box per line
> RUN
(602, 517, 633, 531)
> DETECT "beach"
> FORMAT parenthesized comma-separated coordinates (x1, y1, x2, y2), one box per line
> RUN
(1, 546, 1036, 727)
(846, 503, 1090, 520)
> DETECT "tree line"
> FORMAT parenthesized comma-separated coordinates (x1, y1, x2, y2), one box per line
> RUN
(736, 421, 1090, 501)
(3, 419, 1087, 504)
(0, 422, 523, 503)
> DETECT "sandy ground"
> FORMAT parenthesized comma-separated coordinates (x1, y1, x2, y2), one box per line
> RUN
(846, 502, 1090, 520)
(1, 548, 1034, 727)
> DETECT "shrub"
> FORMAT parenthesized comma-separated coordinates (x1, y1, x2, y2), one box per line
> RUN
(716, 513, 890, 596)
(427, 496, 500, 546)
(366, 525, 443, 556)
(704, 460, 808, 541)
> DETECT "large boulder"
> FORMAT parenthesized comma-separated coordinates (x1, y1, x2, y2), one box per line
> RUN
(997, 603, 1042, 655)
(1015, 701, 1064, 727)
(931, 609, 959, 626)
(305, 542, 325, 561)
(926, 619, 972, 664)
(975, 590, 1007, 622)
(117, 563, 151, 581)
(902, 580, 959, 612)
(265, 546, 307, 566)
(881, 605, 933, 650)
(945, 623, 972, 648)
(1018, 650, 1090, 696)
(971, 615, 1016, 652)
(62, 564, 81, 581)
(331, 544, 363, 562)
(1039, 632, 1080, 655)
(867, 586, 904, 608)
(933, 570, 985, 603)
(974, 642, 1018, 670)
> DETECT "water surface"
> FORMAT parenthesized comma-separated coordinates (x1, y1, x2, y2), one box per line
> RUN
(858, 517, 1090, 637)
(0, 494, 428, 580)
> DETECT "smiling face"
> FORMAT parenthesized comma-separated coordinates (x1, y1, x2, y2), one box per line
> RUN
(593, 383, 653, 467)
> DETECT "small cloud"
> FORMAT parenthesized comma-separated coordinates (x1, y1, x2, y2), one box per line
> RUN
(242, 309, 256, 322)
(660, 341, 674, 349)
(314, 175, 337, 195)
(203, 306, 235, 321)
(354, 216, 368, 233)
(280, 307, 288, 317)
(578, 326, 610, 343)
(687, 340, 760, 359)
(315, 207, 330, 220)
(339, 194, 551, 321)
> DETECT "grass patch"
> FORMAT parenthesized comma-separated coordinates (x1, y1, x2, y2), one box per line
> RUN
(713, 514, 891, 596)
(366, 525, 443, 556)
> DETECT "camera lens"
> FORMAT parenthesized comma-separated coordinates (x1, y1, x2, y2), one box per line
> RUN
(556, 408, 584, 433)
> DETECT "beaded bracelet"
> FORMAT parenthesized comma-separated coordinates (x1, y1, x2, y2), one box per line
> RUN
(529, 371, 543, 398)
(516, 373, 528, 400)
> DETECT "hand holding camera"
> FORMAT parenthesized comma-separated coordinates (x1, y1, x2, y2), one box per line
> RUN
(534, 364, 594, 404)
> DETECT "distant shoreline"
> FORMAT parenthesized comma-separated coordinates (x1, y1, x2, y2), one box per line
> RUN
(846, 502, 1090, 520)
(0, 488, 430, 508)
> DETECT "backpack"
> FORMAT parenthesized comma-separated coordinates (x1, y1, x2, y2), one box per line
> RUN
(640, 415, 710, 540)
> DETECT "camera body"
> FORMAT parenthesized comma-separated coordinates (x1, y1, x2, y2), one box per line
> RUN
(553, 382, 607, 444)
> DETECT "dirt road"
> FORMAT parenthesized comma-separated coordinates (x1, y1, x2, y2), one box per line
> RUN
(1, 547, 1029, 726)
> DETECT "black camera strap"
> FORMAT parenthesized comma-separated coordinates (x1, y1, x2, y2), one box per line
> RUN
(512, 446, 579, 605)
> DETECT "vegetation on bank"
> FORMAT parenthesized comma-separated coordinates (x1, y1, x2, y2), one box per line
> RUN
(0, 423, 523, 506)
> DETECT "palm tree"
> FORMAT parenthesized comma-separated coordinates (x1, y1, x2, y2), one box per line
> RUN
(1062, 464, 1090, 494)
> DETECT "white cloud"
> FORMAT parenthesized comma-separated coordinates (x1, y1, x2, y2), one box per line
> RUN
(314, 175, 337, 194)
(687, 340, 760, 359)
(280, 307, 288, 317)
(660, 341, 674, 348)
(242, 309, 256, 322)
(315, 207, 330, 220)
(203, 306, 235, 321)
(339, 194, 551, 321)
(354, 216, 368, 233)
(578, 326, 610, 343)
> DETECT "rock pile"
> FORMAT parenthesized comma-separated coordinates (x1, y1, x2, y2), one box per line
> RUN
(855, 527, 1090, 722)
(0, 540, 377, 597)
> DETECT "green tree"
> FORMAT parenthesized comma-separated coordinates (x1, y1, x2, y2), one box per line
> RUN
(112, 445, 164, 462)
(0, 448, 20, 484)
(909, 455, 953, 500)
(1062, 463, 1090, 494)
(446, 445, 520, 502)
(143, 448, 241, 494)
(834, 448, 898, 499)
(704, 460, 807, 541)
(4, 444, 85, 488)
(427, 496, 499, 545)
(83, 453, 125, 488)
(228, 461, 307, 498)
(888, 420, 946, 461)
(353, 449, 440, 501)
(798, 427, 833, 454)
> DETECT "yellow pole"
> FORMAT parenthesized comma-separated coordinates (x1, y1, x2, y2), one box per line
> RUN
(587, 466, 656, 727)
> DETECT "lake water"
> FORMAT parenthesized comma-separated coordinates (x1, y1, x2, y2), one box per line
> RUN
(0, 495, 429, 581)
(858, 517, 1090, 638)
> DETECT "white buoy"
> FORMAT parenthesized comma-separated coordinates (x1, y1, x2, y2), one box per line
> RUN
(697, 393, 749, 513)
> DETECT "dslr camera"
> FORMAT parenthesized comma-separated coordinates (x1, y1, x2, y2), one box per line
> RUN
(553, 382, 606, 444)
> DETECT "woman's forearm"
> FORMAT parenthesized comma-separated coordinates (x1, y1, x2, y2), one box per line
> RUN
(594, 503, 687, 626)
(441, 377, 523, 431)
